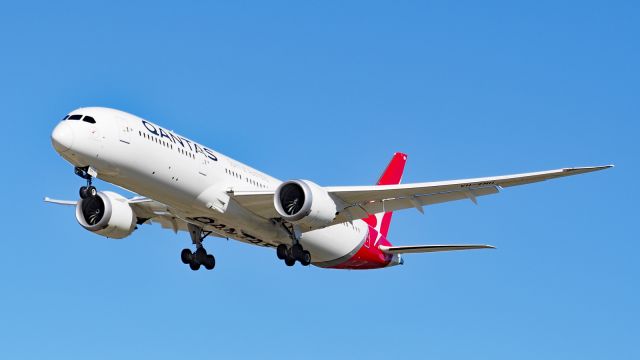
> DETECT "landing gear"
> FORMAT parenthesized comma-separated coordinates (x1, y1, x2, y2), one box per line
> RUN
(180, 249, 192, 264)
(275, 222, 313, 267)
(75, 166, 97, 199)
(276, 244, 288, 260)
(189, 259, 201, 271)
(182, 223, 216, 271)
(79, 185, 97, 199)
(276, 243, 312, 267)
(300, 250, 311, 266)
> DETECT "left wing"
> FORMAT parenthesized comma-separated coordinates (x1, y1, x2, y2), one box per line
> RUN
(230, 165, 612, 226)
(44, 196, 190, 233)
(379, 244, 495, 254)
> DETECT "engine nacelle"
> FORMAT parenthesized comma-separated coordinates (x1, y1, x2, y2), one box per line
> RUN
(75, 191, 137, 239)
(274, 180, 337, 229)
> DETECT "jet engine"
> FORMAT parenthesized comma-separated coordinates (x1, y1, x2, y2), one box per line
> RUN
(75, 191, 137, 239)
(274, 180, 337, 229)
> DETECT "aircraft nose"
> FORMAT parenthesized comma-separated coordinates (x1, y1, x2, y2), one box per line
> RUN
(51, 121, 74, 153)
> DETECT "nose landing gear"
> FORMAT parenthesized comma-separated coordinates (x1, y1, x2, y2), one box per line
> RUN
(75, 166, 97, 199)
(182, 224, 216, 271)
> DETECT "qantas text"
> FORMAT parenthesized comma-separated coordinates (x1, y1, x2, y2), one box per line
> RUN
(141, 120, 218, 161)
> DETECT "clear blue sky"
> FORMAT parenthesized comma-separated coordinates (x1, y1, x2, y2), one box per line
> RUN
(0, 1, 637, 359)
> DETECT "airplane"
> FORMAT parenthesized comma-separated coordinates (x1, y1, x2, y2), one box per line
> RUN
(46, 107, 612, 271)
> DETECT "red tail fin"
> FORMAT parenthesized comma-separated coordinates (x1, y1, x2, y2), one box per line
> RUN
(364, 152, 407, 238)
(376, 152, 407, 186)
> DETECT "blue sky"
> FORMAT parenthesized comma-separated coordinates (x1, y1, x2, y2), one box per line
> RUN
(0, 1, 637, 359)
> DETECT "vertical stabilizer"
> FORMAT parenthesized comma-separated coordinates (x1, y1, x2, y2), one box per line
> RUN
(363, 152, 407, 238)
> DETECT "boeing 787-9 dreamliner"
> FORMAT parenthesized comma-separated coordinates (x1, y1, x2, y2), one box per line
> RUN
(46, 107, 612, 271)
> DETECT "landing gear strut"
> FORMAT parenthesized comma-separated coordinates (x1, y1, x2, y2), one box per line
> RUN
(276, 223, 311, 267)
(181, 223, 215, 271)
(75, 166, 97, 199)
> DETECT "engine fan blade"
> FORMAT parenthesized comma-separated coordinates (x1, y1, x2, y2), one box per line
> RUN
(88, 208, 102, 225)
(81, 196, 105, 225)
(285, 199, 301, 215)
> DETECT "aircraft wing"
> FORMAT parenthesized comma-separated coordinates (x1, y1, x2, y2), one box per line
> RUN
(126, 197, 191, 233)
(44, 196, 191, 233)
(230, 165, 613, 227)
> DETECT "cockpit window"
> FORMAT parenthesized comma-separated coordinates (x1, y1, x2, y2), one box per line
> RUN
(68, 114, 83, 120)
(62, 115, 69, 120)
(83, 116, 96, 124)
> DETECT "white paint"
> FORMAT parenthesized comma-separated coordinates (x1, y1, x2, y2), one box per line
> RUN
(52, 107, 366, 263)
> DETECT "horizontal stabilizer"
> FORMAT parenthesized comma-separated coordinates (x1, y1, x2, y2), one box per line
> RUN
(378, 244, 495, 254)
(44, 197, 77, 206)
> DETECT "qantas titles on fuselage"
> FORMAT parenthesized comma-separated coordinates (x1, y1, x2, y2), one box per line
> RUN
(141, 120, 218, 162)
(47, 107, 611, 272)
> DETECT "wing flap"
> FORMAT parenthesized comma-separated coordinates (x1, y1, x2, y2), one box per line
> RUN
(334, 186, 499, 222)
(379, 244, 495, 254)
(229, 191, 279, 219)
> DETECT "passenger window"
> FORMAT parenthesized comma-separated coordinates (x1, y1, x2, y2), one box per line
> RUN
(83, 116, 96, 124)
(68, 114, 82, 120)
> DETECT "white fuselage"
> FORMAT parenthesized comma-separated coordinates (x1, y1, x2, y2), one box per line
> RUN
(52, 107, 368, 266)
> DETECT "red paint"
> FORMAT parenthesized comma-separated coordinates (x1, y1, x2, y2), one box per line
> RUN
(330, 227, 394, 269)
(376, 152, 406, 186)
(330, 152, 407, 269)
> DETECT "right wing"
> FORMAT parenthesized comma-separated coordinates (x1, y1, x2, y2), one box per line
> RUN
(230, 165, 613, 228)
(328, 165, 612, 221)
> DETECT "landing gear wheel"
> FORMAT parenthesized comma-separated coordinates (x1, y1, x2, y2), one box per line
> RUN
(195, 247, 208, 264)
(87, 186, 97, 197)
(276, 244, 288, 260)
(203, 254, 215, 270)
(300, 250, 311, 266)
(284, 257, 296, 267)
(180, 249, 193, 264)
(189, 261, 201, 271)
(79, 186, 88, 199)
(291, 244, 304, 260)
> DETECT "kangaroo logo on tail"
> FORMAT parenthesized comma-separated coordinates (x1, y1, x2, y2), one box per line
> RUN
(363, 152, 407, 242)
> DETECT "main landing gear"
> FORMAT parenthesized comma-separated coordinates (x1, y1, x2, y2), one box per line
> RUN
(276, 222, 312, 267)
(181, 224, 215, 271)
(276, 244, 311, 267)
(75, 166, 97, 199)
